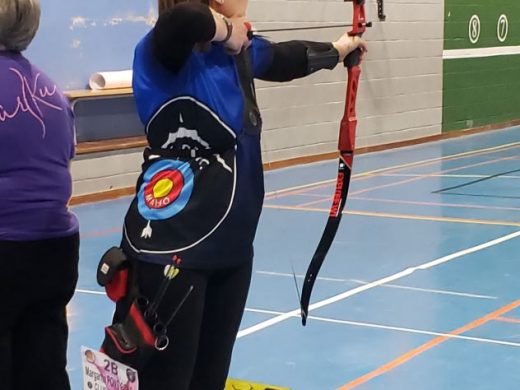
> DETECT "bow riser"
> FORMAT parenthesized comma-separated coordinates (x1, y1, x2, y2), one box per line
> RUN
(339, 66, 360, 152)
(348, 0, 367, 36)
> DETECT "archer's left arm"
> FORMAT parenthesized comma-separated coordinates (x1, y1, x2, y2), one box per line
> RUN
(255, 40, 338, 82)
(251, 35, 366, 82)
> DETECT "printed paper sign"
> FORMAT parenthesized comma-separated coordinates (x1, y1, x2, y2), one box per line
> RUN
(81, 347, 139, 390)
(226, 378, 290, 390)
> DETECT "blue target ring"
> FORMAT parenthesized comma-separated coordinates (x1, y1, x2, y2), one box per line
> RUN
(137, 160, 194, 220)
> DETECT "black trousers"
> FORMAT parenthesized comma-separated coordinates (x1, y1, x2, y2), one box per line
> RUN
(115, 257, 252, 390)
(0, 233, 79, 390)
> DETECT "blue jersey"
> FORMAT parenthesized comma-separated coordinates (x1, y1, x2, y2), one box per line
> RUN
(122, 32, 274, 268)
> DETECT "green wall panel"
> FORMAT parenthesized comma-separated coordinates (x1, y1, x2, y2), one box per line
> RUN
(445, 1, 520, 49)
(443, 0, 520, 131)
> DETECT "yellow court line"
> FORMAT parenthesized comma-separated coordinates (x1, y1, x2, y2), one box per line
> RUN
(265, 141, 520, 198)
(263, 204, 520, 227)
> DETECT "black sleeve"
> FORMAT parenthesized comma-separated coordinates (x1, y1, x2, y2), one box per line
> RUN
(153, 3, 216, 73)
(259, 40, 340, 82)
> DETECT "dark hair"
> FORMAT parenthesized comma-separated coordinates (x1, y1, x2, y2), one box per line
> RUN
(158, 0, 209, 16)
(157, 0, 211, 51)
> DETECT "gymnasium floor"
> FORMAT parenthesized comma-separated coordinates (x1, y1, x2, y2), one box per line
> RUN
(68, 126, 520, 389)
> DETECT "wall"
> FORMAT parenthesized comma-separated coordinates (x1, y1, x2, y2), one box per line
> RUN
(30, 0, 445, 196)
(26, 0, 155, 90)
(253, 0, 445, 162)
(443, 0, 520, 131)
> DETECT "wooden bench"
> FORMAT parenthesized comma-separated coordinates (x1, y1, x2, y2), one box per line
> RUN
(65, 88, 133, 100)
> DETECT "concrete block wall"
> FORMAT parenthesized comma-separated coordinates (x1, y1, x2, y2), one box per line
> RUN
(72, 150, 143, 196)
(252, 0, 445, 162)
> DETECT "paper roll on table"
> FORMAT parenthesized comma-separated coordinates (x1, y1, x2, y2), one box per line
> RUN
(89, 70, 133, 90)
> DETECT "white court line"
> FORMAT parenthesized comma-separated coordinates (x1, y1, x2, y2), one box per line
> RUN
(75, 288, 106, 295)
(379, 173, 520, 179)
(245, 308, 520, 348)
(264, 141, 520, 197)
(237, 230, 520, 338)
(255, 271, 497, 300)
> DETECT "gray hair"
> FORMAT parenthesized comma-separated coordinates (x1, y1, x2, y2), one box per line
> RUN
(0, 0, 41, 52)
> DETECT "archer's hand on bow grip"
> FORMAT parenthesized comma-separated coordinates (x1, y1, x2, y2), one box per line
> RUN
(343, 36, 367, 68)
(344, 48, 361, 68)
(333, 33, 367, 67)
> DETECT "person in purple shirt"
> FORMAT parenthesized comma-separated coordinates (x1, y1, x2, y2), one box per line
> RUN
(0, 1, 79, 389)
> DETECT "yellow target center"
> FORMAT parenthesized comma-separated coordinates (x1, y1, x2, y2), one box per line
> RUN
(153, 178, 174, 198)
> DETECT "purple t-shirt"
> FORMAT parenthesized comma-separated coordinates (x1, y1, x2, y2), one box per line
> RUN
(0, 51, 78, 240)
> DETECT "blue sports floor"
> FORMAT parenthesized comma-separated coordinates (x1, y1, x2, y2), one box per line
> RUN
(68, 126, 520, 389)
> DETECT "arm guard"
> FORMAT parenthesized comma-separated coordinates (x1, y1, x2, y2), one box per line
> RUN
(259, 40, 339, 82)
(306, 42, 340, 73)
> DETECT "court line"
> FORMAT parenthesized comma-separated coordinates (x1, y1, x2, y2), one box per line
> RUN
(338, 299, 520, 389)
(255, 271, 497, 299)
(237, 230, 520, 338)
(78, 143, 520, 239)
(276, 193, 520, 213)
(434, 168, 520, 194)
(244, 308, 520, 348)
(350, 156, 518, 197)
(495, 316, 520, 325)
(380, 173, 520, 179)
(80, 227, 121, 239)
(75, 288, 106, 295)
(264, 141, 520, 200)
(80, 199, 520, 241)
(349, 196, 520, 213)
(263, 204, 520, 227)
(443, 193, 520, 200)
(75, 277, 497, 303)
(296, 155, 517, 207)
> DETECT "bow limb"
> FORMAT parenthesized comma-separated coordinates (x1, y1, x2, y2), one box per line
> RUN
(299, 0, 367, 326)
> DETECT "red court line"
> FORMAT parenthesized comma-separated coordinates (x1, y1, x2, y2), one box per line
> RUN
(495, 316, 520, 324)
(80, 227, 121, 239)
(337, 299, 520, 390)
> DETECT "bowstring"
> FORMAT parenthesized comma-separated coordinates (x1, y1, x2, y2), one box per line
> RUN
(259, 101, 302, 306)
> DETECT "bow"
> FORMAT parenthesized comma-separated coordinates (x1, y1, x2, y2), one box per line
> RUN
(299, 0, 384, 326)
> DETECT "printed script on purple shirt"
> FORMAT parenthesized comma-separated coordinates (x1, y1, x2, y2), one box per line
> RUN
(0, 51, 78, 241)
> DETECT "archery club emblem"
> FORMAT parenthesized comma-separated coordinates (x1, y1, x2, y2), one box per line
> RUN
(124, 97, 238, 253)
(138, 160, 194, 238)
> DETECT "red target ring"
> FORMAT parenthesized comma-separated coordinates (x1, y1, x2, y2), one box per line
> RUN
(144, 170, 184, 209)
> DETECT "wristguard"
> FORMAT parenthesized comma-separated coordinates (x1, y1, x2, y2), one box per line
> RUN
(305, 41, 340, 74)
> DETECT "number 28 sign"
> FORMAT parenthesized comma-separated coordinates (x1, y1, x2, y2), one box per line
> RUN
(82, 347, 139, 390)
